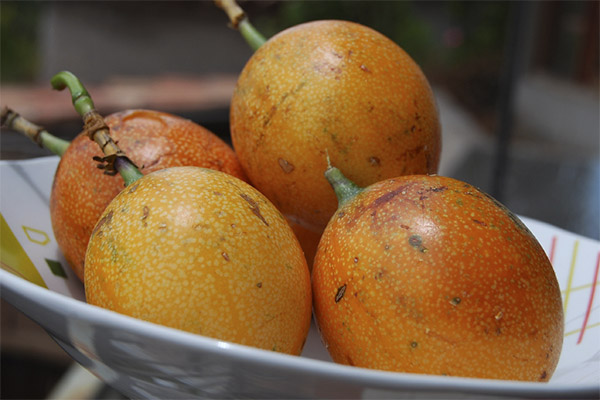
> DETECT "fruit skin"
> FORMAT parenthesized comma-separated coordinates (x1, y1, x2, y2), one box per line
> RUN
(288, 219, 321, 272)
(230, 20, 441, 233)
(50, 109, 247, 281)
(312, 175, 563, 381)
(85, 167, 312, 355)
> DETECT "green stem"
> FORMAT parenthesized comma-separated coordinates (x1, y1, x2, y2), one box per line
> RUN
(114, 157, 143, 186)
(239, 18, 267, 51)
(1, 107, 69, 156)
(50, 71, 143, 186)
(50, 71, 95, 117)
(324, 166, 364, 208)
(215, 0, 266, 51)
(38, 131, 70, 156)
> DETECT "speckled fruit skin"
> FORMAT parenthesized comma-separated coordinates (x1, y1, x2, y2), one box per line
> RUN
(312, 175, 564, 381)
(230, 20, 441, 234)
(85, 167, 312, 354)
(50, 109, 247, 281)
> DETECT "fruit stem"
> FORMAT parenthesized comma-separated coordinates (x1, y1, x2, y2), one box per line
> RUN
(50, 71, 143, 186)
(215, 0, 266, 51)
(1, 107, 70, 156)
(50, 71, 95, 117)
(324, 160, 364, 208)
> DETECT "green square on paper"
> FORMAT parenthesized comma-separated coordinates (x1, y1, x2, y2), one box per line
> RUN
(45, 258, 67, 278)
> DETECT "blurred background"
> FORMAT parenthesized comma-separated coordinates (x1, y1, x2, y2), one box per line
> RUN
(1, 1, 598, 398)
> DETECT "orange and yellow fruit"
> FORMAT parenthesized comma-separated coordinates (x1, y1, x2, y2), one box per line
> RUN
(230, 20, 441, 234)
(51, 109, 246, 280)
(85, 166, 312, 354)
(312, 170, 563, 381)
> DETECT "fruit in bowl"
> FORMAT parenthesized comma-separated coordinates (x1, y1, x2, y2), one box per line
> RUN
(218, 0, 441, 237)
(50, 71, 312, 354)
(311, 165, 564, 381)
(2, 73, 246, 281)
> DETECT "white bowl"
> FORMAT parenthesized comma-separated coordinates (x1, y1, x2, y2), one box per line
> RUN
(1, 156, 599, 399)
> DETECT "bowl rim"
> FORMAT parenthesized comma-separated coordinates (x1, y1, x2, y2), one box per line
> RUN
(1, 269, 598, 399)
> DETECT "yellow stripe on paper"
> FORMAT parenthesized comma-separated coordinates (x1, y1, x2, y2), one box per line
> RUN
(563, 240, 580, 313)
(565, 321, 600, 337)
(0, 213, 47, 288)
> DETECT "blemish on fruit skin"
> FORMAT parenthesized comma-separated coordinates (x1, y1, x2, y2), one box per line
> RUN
(372, 187, 404, 209)
(92, 210, 113, 236)
(450, 297, 461, 306)
(240, 193, 269, 226)
(410, 341, 418, 348)
(335, 284, 347, 303)
(408, 234, 427, 253)
(472, 219, 487, 226)
(222, 252, 230, 261)
(540, 371, 547, 381)
(142, 206, 149, 220)
(128, 183, 139, 194)
(278, 158, 295, 173)
(368, 156, 380, 166)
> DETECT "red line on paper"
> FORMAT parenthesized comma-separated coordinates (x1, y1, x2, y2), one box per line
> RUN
(549, 235, 558, 264)
(577, 251, 600, 344)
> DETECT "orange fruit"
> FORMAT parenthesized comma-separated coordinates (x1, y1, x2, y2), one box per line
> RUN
(230, 20, 441, 234)
(85, 167, 312, 354)
(50, 109, 247, 281)
(288, 219, 321, 272)
(312, 169, 564, 381)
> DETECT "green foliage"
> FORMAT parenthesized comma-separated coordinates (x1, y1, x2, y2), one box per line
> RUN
(445, 0, 509, 65)
(1, 1, 42, 82)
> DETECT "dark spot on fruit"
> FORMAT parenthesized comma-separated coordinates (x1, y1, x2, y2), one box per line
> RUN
(428, 186, 447, 193)
(540, 371, 547, 380)
(396, 145, 425, 164)
(222, 252, 230, 261)
(408, 235, 427, 252)
(359, 64, 371, 73)
(354, 257, 359, 263)
(335, 284, 347, 303)
(92, 210, 113, 236)
(128, 183, 139, 193)
(400, 224, 410, 230)
(213, 191, 223, 196)
(450, 297, 461, 306)
(142, 206, 149, 220)
(372, 187, 404, 209)
(368, 156, 380, 166)
(240, 193, 269, 226)
(472, 219, 487, 226)
(256, 282, 262, 288)
(278, 158, 295, 173)
(410, 341, 418, 348)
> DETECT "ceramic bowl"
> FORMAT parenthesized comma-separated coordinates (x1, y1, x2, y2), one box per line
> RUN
(1, 157, 599, 399)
